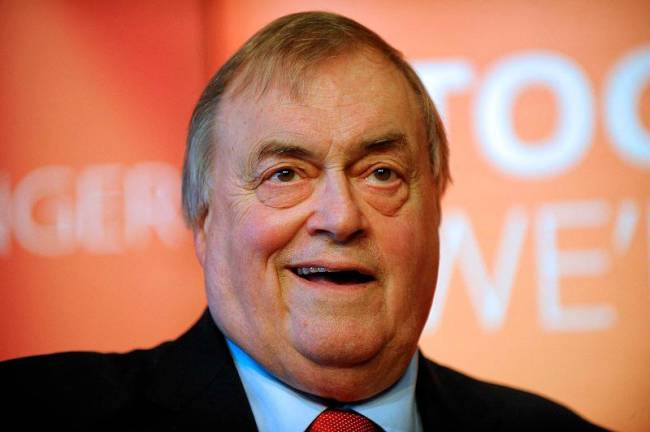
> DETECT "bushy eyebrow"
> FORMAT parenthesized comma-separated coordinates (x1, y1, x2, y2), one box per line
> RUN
(246, 132, 410, 175)
(254, 141, 317, 164)
(357, 133, 409, 158)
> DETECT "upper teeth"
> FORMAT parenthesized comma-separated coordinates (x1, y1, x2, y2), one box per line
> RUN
(296, 267, 335, 275)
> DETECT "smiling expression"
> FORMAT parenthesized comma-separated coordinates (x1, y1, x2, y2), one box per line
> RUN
(194, 50, 440, 401)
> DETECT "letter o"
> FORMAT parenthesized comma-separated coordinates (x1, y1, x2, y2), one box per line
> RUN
(474, 52, 594, 178)
(604, 45, 650, 168)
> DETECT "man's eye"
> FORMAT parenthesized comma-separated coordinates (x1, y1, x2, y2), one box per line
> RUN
(369, 167, 396, 183)
(269, 168, 298, 183)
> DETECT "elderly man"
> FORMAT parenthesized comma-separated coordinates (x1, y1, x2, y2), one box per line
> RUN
(2, 11, 606, 431)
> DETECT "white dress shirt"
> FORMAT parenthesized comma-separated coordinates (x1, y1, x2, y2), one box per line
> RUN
(227, 339, 423, 432)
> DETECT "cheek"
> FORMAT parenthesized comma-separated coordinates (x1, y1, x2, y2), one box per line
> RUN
(232, 202, 307, 262)
(382, 218, 434, 271)
(379, 206, 439, 306)
(378, 186, 438, 265)
(205, 200, 308, 330)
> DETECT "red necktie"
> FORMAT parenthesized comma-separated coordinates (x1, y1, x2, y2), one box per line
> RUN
(307, 408, 381, 432)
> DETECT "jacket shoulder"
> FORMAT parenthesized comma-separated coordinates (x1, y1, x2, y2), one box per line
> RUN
(0, 343, 171, 424)
(417, 356, 609, 431)
(0, 310, 256, 430)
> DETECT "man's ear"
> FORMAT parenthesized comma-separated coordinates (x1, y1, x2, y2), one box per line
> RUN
(193, 208, 211, 267)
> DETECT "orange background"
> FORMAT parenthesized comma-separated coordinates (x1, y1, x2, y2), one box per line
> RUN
(1, 1, 649, 431)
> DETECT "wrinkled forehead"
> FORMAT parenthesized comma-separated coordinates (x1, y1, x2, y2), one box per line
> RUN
(225, 47, 410, 106)
(220, 50, 422, 133)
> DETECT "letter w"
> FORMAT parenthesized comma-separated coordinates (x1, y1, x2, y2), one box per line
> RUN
(425, 207, 527, 332)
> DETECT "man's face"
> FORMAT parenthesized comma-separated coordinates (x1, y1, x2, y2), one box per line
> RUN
(195, 51, 440, 401)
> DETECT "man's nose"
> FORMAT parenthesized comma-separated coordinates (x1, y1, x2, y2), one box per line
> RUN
(306, 173, 367, 243)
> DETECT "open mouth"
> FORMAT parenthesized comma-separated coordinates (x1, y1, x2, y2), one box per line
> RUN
(290, 266, 375, 285)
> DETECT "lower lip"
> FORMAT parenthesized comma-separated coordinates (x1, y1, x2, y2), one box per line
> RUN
(287, 269, 376, 291)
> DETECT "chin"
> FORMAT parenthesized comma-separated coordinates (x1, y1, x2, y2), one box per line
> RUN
(281, 328, 416, 402)
(285, 344, 410, 403)
(289, 318, 389, 368)
(296, 338, 382, 369)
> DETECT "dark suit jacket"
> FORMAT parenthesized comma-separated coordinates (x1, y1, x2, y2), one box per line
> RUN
(1, 309, 607, 431)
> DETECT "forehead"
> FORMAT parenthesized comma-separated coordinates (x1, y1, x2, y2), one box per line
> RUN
(216, 51, 424, 159)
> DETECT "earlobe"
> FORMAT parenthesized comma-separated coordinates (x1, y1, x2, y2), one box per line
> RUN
(193, 209, 211, 267)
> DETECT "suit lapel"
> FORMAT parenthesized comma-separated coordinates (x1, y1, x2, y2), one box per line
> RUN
(417, 352, 488, 431)
(415, 353, 497, 431)
(416, 352, 456, 430)
(148, 309, 258, 431)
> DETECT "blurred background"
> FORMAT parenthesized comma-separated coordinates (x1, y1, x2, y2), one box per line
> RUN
(1, 1, 648, 430)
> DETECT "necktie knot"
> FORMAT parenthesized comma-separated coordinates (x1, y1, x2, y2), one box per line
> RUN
(307, 408, 381, 432)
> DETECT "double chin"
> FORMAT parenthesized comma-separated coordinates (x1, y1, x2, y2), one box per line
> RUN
(277, 313, 417, 402)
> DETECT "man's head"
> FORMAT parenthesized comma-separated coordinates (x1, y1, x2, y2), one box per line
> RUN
(182, 11, 450, 401)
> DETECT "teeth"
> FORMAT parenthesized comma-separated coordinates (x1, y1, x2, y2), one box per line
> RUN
(296, 266, 335, 276)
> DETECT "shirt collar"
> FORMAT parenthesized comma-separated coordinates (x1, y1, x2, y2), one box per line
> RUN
(227, 339, 421, 432)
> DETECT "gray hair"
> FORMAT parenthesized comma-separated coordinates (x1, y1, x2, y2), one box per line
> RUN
(182, 11, 450, 229)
